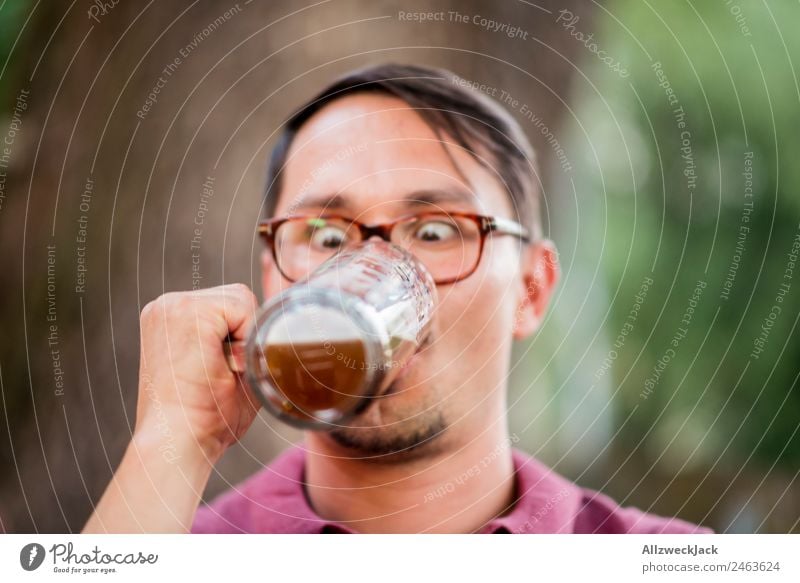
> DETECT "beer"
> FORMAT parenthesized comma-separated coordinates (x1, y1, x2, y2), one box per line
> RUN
(264, 339, 368, 419)
(262, 333, 421, 421)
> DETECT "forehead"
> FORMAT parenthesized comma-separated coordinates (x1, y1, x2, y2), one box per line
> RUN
(274, 92, 512, 218)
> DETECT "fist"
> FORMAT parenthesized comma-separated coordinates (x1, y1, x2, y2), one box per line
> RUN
(135, 283, 261, 461)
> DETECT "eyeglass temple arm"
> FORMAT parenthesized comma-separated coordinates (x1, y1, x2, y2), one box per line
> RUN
(488, 216, 531, 242)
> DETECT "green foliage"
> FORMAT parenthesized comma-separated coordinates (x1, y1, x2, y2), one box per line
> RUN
(0, 0, 28, 99)
(577, 0, 800, 469)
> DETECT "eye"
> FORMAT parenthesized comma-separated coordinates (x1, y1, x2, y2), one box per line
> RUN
(306, 221, 347, 250)
(414, 218, 459, 243)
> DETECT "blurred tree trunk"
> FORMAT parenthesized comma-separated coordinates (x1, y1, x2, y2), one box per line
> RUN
(0, 0, 596, 532)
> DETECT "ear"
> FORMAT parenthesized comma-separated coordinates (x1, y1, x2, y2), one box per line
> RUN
(513, 239, 559, 340)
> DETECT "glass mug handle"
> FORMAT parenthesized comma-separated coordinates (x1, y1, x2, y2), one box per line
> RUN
(223, 338, 246, 373)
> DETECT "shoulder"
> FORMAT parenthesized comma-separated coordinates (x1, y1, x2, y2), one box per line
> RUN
(572, 487, 713, 534)
(509, 449, 712, 534)
(191, 445, 311, 534)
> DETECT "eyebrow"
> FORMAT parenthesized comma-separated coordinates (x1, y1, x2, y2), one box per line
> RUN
(294, 187, 476, 213)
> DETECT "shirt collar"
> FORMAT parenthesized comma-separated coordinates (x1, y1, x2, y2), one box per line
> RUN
(248, 445, 579, 534)
(478, 449, 580, 533)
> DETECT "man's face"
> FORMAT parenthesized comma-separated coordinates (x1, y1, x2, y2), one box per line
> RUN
(263, 93, 556, 459)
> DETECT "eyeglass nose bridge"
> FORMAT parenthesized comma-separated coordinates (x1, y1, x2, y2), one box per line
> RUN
(357, 223, 395, 243)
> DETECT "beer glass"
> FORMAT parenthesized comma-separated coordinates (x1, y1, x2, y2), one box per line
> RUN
(225, 240, 437, 429)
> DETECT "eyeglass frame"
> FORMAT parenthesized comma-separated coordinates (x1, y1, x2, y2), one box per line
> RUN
(258, 211, 532, 285)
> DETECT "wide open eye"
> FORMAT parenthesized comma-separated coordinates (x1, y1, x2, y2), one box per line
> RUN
(305, 219, 348, 251)
(413, 217, 460, 244)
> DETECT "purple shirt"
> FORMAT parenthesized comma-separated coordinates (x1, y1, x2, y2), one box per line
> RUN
(191, 445, 711, 534)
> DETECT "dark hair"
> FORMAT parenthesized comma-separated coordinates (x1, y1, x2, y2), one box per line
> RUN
(264, 63, 542, 239)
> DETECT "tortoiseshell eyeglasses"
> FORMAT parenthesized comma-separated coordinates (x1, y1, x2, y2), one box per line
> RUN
(258, 212, 531, 285)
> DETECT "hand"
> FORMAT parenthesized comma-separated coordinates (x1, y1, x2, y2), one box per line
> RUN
(135, 283, 261, 463)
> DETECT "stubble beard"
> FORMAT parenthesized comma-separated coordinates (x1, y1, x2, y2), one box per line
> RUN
(327, 385, 448, 463)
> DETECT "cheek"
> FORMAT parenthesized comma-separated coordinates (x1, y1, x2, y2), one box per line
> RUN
(457, 239, 519, 322)
(424, 274, 516, 405)
(262, 265, 293, 301)
(434, 262, 518, 358)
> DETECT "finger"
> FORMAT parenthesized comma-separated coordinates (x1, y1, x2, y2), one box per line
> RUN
(189, 285, 259, 341)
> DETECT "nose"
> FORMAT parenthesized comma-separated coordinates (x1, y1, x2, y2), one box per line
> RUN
(360, 223, 393, 242)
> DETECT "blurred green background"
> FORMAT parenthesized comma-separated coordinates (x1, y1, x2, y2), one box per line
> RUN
(1, 1, 797, 533)
(509, 0, 800, 533)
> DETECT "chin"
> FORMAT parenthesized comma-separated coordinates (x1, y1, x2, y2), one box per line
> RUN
(325, 386, 449, 462)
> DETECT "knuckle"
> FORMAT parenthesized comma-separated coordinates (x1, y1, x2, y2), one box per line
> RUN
(227, 282, 252, 297)
(224, 283, 257, 306)
(171, 294, 193, 311)
(141, 292, 192, 321)
(141, 297, 165, 320)
(141, 300, 156, 319)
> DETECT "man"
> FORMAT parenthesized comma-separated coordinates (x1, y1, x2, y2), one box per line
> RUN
(83, 63, 710, 534)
